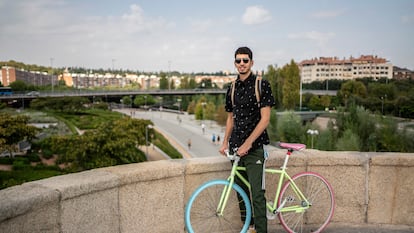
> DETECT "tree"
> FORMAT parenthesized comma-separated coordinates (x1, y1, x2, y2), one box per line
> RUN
(0, 113, 39, 157)
(276, 111, 304, 143)
(56, 118, 150, 170)
(339, 80, 367, 106)
(134, 95, 156, 108)
(280, 60, 300, 110)
(265, 64, 282, 109)
(9, 80, 28, 91)
(122, 96, 132, 107)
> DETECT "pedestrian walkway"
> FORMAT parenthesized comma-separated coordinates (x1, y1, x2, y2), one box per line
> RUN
(115, 108, 224, 158)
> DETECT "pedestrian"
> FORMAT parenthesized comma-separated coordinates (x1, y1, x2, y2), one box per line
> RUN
(187, 139, 192, 150)
(216, 134, 220, 145)
(219, 46, 275, 233)
(212, 133, 216, 144)
(201, 123, 206, 134)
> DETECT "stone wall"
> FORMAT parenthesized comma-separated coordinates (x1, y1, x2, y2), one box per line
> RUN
(0, 150, 413, 232)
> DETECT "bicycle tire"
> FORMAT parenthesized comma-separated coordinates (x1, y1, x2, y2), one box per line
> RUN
(185, 179, 252, 233)
(278, 172, 335, 233)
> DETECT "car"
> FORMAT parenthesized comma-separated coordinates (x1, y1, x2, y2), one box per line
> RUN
(26, 91, 40, 96)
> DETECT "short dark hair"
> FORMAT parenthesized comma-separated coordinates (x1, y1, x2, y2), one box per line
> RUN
(234, 47, 253, 60)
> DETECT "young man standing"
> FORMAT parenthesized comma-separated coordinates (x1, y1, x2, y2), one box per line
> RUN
(219, 47, 275, 233)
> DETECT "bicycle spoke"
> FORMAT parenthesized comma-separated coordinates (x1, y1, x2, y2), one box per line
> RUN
(185, 180, 251, 233)
(278, 172, 334, 233)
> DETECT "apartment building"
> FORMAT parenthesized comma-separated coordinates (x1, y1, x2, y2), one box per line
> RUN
(299, 55, 393, 83)
(393, 66, 414, 80)
(1, 66, 57, 87)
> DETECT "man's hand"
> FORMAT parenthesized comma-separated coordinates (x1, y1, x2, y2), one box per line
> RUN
(237, 143, 251, 157)
(219, 144, 228, 156)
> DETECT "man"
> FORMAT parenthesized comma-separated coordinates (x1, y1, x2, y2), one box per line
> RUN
(219, 46, 275, 233)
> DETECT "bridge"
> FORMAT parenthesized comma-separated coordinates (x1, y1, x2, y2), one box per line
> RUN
(0, 89, 337, 100)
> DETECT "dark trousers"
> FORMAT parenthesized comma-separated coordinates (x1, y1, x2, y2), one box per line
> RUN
(235, 148, 267, 233)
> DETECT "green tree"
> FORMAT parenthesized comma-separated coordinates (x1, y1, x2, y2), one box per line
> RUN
(265, 64, 282, 109)
(30, 97, 89, 112)
(215, 104, 227, 126)
(339, 80, 367, 106)
(134, 95, 156, 108)
(276, 111, 304, 143)
(280, 60, 300, 110)
(336, 129, 361, 151)
(9, 80, 28, 91)
(159, 73, 169, 89)
(122, 96, 132, 107)
(57, 118, 150, 170)
(0, 113, 39, 157)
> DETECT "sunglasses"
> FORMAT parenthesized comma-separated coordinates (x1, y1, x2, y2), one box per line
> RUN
(235, 58, 250, 64)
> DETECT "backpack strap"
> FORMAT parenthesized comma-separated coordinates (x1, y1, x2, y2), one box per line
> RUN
(231, 80, 236, 107)
(255, 76, 262, 106)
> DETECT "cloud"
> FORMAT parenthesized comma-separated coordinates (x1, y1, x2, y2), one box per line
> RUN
(310, 9, 345, 19)
(288, 31, 335, 46)
(242, 5, 272, 25)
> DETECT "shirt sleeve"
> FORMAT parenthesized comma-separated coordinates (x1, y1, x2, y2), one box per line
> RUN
(260, 80, 276, 108)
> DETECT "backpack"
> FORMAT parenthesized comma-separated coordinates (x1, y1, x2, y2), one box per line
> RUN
(230, 75, 262, 107)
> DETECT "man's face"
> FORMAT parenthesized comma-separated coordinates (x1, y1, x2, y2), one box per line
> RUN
(234, 54, 253, 75)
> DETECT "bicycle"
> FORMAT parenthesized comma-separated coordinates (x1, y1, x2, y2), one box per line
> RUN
(185, 142, 335, 233)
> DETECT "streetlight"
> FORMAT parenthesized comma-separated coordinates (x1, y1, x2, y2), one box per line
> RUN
(307, 129, 319, 149)
(381, 94, 387, 115)
(145, 125, 154, 160)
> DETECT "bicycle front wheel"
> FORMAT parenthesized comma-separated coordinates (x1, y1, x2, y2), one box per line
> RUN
(185, 179, 251, 233)
(278, 172, 335, 233)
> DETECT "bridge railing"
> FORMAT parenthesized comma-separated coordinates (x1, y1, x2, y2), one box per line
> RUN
(1, 150, 413, 232)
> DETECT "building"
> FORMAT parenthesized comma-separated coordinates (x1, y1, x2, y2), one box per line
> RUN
(299, 55, 393, 83)
(1, 66, 57, 87)
(393, 66, 414, 80)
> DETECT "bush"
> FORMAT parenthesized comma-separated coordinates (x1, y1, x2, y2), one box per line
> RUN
(12, 159, 30, 170)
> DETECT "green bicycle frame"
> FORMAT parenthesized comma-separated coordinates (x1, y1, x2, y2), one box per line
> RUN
(216, 154, 311, 216)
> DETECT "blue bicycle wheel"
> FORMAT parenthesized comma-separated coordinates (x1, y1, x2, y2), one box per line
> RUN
(185, 179, 251, 233)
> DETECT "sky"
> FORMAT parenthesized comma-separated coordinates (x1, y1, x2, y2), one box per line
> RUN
(0, 0, 413, 73)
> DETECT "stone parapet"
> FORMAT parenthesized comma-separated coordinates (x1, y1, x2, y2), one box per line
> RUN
(0, 150, 413, 232)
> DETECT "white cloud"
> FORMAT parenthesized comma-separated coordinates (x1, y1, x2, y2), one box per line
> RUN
(242, 6, 272, 25)
(310, 9, 345, 19)
(288, 31, 335, 46)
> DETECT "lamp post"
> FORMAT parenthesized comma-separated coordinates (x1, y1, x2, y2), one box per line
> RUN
(307, 129, 319, 149)
(145, 125, 153, 160)
(381, 94, 387, 115)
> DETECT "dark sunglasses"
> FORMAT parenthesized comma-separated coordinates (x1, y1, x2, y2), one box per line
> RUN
(235, 58, 250, 64)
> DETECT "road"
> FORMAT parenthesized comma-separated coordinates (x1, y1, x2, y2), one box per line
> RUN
(115, 108, 224, 159)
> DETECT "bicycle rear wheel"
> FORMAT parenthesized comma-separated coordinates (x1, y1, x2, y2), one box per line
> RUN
(185, 179, 251, 233)
(278, 172, 335, 233)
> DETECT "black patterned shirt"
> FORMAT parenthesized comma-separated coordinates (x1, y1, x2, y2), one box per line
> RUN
(225, 73, 275, 151)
